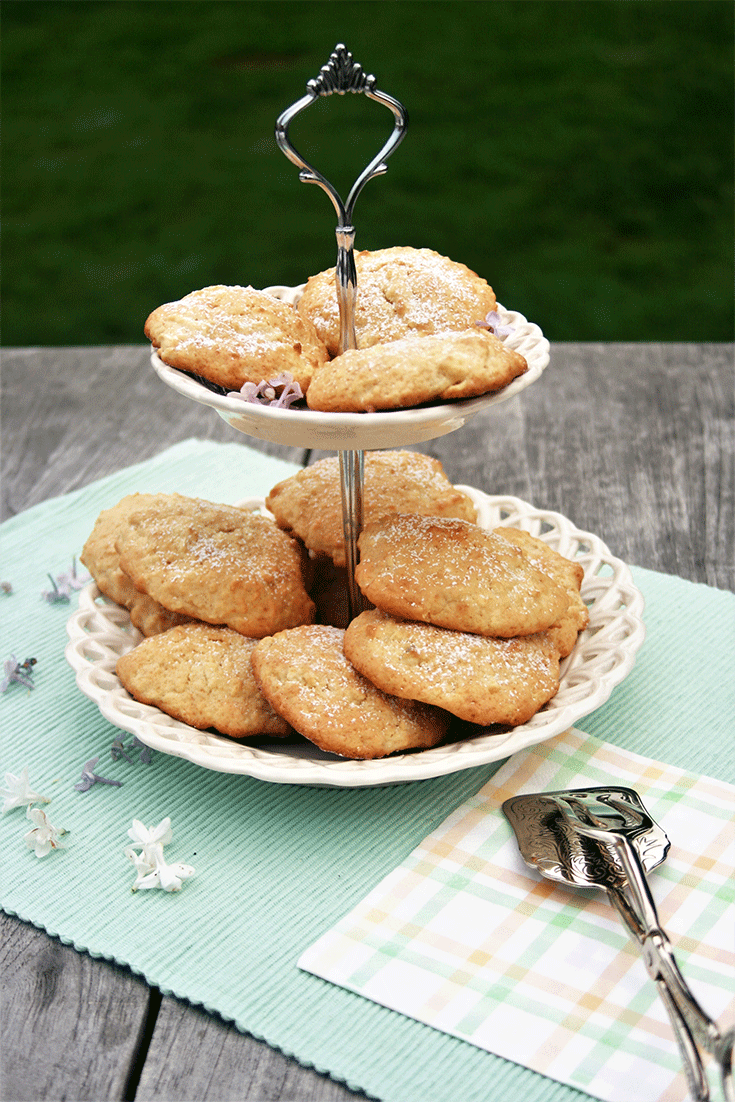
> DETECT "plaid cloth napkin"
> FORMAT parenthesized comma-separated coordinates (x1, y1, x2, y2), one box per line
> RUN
(300, 727, 735, 1102)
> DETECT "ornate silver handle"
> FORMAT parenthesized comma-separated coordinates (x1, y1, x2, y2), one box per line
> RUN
(275, 43, 408, 354)
(568, 810, 733, 1101)
(275, 45, 409, 619)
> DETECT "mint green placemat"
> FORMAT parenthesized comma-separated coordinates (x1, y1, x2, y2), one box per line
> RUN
(2, 440, 734, 1102)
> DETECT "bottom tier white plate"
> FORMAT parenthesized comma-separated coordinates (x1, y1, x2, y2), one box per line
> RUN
(64, 490, 645, 787)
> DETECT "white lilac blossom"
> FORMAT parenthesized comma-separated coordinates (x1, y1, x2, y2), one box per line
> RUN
(24, 806, 67, 857)
(476, 310, 515, 340)
(74, 756, 123, 793)
(125, 842, 196, 892)
(42, 559, 90, 603)
(124, 817, 195, 893)
(227, 372, 304, 408)
(1, 655, 37, 693)
(1, 767, 51, 814)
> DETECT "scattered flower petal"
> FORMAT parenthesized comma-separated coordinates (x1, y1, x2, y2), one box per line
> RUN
(127, 816, 173, 850)
(111, 734, 154, 764)
(74, 756, 123, 793)
(1, 656, 37, 693)
(42, 575, 70, 604)
(110, 737, 134, 763)
(1, 581, 12, 595)
(124, 817, 194, 892)
(24, 806, 67, 857)
(136, 740, 154, 765)
(227, 373, 304, 408)
(2, 767, 50, 814)
(56, 558, 89, 592)
(475, 310, 515, 339)
(42, 559, 90, 603)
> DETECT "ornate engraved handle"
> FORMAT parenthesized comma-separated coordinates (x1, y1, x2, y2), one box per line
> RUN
(275, 43, 408, 354)
(565, 806, 733, 1101)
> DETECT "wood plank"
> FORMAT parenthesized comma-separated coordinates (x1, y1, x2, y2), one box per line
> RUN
(135, 996, 368, 1102)
(0, 913, 150, 1101)
(0, 346, 306, 522)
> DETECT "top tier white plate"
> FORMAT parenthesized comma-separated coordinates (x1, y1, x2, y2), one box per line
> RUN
(151, 289, 549, 451)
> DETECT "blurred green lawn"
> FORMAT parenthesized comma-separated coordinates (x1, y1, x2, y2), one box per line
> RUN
(2, 0, 733, 345)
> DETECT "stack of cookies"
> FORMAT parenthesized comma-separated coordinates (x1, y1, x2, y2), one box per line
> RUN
(145, 246, 528, 413)
(80, 453, 588, 760)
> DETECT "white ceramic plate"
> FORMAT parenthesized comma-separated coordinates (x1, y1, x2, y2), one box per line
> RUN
(65, 490, 645, 787)
(151, 291, 549, 451)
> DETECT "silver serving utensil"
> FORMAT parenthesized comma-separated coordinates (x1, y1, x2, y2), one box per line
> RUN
(275, 45, 408, 619)
(503, 786, 734, 1101)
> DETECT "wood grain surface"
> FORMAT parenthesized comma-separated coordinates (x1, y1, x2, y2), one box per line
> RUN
(1, 341, 732, 1101)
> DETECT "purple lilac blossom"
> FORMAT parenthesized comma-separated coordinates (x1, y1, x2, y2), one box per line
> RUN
(227, 373, 304, 408)
(74, 756, 123, 792)
(476, 310, 515, 339)
(1, 656, 36, 693)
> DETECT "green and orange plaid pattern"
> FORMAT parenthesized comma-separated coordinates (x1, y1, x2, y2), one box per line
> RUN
(300, 727, 735, 1102)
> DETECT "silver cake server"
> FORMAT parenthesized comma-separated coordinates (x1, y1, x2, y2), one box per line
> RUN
(503, 786, 733, 1101)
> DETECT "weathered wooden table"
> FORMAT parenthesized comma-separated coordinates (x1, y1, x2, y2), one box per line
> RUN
(1, 342, 732, 1101)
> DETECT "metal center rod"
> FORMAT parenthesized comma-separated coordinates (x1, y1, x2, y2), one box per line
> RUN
(275, 44, 407, 624)
(339, 449, 365, 619)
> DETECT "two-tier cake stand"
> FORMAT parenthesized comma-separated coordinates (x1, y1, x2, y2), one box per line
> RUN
(66, 46, 645, 787)
(152, 44, 550, 618)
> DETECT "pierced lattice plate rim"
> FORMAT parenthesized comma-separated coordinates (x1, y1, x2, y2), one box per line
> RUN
(64, 490, 645, 787)
(151, 293, 550, 451)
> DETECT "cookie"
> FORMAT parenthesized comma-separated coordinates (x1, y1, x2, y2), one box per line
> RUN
(297, 246, 497, 356)
(344, 609, 561, 726)
(266, 451, 478, 567)
(355, 514, 569, 637)
(116, 494, 315, 636)
(81, 493, 169, 608)
(493, 527, 589, 656)
(128, 592, 197, 637)
(251, 624, 450, 759)
(305, 328, 527, 413)
(116, 624, 291, 738)
(145, 284, 328, 393)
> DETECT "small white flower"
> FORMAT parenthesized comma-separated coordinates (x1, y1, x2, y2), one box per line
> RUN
(124, 817, 194, 893)
(24, 806, 67, 857)
(127, 816, 173, 851)
(2, 767, 51, 814)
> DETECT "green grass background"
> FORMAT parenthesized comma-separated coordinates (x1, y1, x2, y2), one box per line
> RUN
(3, 0, 733, 345)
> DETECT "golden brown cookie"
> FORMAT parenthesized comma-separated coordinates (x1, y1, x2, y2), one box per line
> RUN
(116, 494, 314, 637)
(297, 247, 497, 356)
(355, 514, 569, 637)
(251, 624, 450, 759)
(128, 592, 197, 637)
(144, 284, 328, 393)
(344, 609, 561, 726)
(80, 493, 169, 608)
(494, 527, 589, 656)
(266, 451, 477, 567)
(116, 624, 291, 738)
(305, 329, 527, 413)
